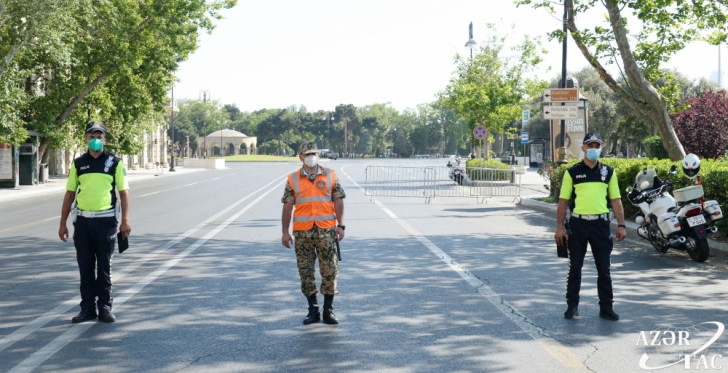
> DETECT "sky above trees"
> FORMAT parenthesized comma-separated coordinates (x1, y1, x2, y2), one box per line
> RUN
(173, 0, 728, 113)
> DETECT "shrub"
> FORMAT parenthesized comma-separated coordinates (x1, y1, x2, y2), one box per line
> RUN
(642, 136, 669, 159)
(465, 158, 513, 181)
(548, 157, 728, 235)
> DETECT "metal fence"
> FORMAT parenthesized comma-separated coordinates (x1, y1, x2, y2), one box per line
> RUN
(364, 165, 522, 203)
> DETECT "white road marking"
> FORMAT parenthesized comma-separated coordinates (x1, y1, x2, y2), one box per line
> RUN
(340, 166, 588, 372)
(5, 175, 288, 373)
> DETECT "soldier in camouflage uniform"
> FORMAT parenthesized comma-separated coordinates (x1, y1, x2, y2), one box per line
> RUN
(282, 142, 346, 325)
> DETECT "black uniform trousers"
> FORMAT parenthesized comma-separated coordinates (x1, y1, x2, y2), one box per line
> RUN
(566, 217, 614, 309)
(73, 216, 117, 312)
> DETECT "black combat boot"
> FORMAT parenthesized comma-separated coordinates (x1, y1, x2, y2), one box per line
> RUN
(322, 294, 339, 325)
(303, 294, 320, 325)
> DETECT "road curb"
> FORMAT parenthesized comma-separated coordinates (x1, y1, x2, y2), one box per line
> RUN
(0, 167, 203, 203)
(520, 197, 728, 261)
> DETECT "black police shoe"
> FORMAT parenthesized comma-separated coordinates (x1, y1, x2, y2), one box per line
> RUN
(563, 306, 579, 319)
(71, 309, 97, 323)
(599, 308, 619, 321)
(98, 311, 117, 323)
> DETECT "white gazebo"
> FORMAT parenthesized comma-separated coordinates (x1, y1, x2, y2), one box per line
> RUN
(196, 129, 257, 158)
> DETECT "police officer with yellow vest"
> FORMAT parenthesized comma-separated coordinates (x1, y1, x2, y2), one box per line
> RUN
(282, 142, 346, 325)
(555, 132, 626, 321)
(59, 121, 131, 324)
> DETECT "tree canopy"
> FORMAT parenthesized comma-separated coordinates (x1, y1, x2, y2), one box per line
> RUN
(1, 0, 236, 162)
(671, 90, 728, 159)
(516, 0, 728, 161)
(439, 24, 548, 158)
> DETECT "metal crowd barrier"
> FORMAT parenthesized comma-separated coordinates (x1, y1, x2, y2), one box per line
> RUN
(364, 165, 521, 203)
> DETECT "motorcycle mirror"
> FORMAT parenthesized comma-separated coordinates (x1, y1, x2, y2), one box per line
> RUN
(669, 165, 678, 174)
(626, 186, 633, 193)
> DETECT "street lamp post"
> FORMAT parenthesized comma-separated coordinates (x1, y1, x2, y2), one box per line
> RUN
(557, 2, 569, 164)
(465, 22, 477, 59)
(169, 87, 176, 172)
(200, 90, 210, 158)
(465, 22, 478, 158)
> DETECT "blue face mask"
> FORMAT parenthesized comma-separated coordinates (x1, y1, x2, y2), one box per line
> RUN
(586, 148, 600, 161)
(88, 137, 103, 152)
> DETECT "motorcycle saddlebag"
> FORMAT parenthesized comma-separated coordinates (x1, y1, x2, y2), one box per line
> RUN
(658, 213, 681, 235)
(704, 200, 723, 221)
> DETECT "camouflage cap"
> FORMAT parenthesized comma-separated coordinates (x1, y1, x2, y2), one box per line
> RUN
(299, 142, 319, 155)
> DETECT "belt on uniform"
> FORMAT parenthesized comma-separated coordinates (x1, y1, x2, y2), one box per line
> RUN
(571, 213, 609, 221)
(77, 209, 115, 218)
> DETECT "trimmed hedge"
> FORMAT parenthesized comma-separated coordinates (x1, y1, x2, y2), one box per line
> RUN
(465, 158, 513, 181)
(548, 157, 728, 234)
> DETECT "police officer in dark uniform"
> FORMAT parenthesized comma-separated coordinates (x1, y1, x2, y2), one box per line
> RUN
(281, 142, 346, 325)
(555, 132, 626, 321)
(59, 121, 131, 323)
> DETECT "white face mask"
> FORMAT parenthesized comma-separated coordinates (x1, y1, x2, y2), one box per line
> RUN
(304, 154, 319, 168)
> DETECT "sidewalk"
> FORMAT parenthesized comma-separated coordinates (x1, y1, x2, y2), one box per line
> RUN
(0, 166, 201, 203)
(520, 197, 728, 260)
(518, 167, 550, 199)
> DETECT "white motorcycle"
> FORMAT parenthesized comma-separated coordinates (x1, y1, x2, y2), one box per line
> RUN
(446, 157, 466, 185)
(626, 154, 723, 262)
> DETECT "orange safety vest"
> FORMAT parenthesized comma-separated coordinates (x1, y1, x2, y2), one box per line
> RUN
(288, 167, 337, 231)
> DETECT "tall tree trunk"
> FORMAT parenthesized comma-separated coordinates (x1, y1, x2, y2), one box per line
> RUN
(566, 0, 686, 161)
(37, 66, 114, 167)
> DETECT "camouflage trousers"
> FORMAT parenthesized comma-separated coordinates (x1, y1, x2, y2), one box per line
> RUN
(294, 227, 339, 296)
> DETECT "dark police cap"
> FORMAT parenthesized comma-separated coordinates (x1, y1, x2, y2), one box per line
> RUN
(85, 121, 107, 134)
(582, 132, 602, 145)
(299, 142, 319, 155)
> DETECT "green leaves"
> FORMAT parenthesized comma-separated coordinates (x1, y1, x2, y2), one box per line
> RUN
(1, 0, 236, 160)
(439, 24, 547, 149)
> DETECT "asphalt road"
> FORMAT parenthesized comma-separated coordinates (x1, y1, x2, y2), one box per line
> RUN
(2, 159, 728, 372)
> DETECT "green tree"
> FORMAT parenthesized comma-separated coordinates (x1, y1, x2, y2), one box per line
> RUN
(358, 103, 400, 157)
(517, 0, 728, 161)
(0, 1, 79, 145)
(174, 100, 230, 157)
(391, 110, 415, 157)
(11, 0, 236, 163)
(440, 24, 548, 159)
(334, 104, 359, 156)
(355, 128, 372, 155)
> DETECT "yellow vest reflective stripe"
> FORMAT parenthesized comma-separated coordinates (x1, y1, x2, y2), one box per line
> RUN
(289, 167, 337, 231)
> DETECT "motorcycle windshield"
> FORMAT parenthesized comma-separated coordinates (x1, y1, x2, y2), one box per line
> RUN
(634, 168, 658, 190)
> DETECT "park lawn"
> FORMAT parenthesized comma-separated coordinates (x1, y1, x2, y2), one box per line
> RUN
(224, 155, 298, 162)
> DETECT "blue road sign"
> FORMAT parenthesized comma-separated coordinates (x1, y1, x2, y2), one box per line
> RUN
(473, 125, 487, 140)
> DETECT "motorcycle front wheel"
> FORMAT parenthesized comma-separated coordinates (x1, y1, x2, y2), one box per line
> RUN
(688, 236, 710, 262)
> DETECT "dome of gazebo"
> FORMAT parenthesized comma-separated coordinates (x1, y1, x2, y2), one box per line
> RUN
(207, 129, 248, 137)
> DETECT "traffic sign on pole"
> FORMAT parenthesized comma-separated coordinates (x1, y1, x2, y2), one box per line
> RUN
(521, 110, 530, 128)
(543, 88, 579, 103)
(473, 125, 487, 140)
(521, 132, 529, 144)
(543, 106, 579, 119)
